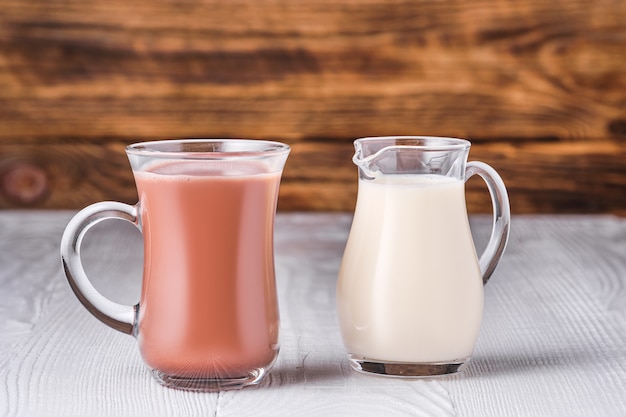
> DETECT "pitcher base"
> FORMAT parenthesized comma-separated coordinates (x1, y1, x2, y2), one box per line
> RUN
(348, 355, 469, 378)
(151, 367, 267, 391)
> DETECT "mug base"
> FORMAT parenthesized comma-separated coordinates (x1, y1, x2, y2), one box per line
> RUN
(348, 355, 469, 378)
(151, 367, 267, 392)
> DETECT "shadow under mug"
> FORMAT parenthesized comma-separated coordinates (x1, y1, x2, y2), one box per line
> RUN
(61, 139, 290, 391)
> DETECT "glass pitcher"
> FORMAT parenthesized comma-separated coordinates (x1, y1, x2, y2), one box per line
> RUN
(336, 136, 510, 377)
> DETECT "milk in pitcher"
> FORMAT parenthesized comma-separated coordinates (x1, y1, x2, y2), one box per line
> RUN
(337, 174, 484, 363)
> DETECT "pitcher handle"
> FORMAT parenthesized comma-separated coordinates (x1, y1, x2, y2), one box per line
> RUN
(60, 202, 140, 334)
(465, 161, 511, 285)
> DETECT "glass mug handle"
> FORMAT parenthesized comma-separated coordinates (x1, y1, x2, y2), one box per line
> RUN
(60, 201, 140, 335)
(465, 161, 511, 285)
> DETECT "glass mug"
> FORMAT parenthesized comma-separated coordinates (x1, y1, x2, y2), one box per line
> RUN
(61, 139, 290, 391)
(337, 136, 510, 377)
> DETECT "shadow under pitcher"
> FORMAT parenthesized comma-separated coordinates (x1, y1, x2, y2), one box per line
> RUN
(61, 139, 290, 391)
(337, 136, 510, 378)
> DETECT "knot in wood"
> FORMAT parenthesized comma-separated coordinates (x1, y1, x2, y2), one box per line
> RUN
(2, 162, 49, 205)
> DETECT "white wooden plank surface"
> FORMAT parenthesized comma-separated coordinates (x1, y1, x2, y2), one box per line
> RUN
(0, 212, 624, 416)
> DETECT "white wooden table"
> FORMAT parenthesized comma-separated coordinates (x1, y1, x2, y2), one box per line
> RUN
(1, 212, 624, 416)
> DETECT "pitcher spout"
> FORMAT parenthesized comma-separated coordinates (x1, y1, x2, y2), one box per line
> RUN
(352, 145, 398, 179)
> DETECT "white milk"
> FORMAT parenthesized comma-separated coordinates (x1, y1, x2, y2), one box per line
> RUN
(337, 174, 483, 363)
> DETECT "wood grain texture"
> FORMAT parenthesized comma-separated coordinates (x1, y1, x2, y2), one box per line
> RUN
(0, 0, 625, 213)
(1, 212, 625, 416)
(0, 140, 624, 214)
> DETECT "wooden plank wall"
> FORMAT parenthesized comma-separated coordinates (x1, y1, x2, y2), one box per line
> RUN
(0, 0, 625, 214)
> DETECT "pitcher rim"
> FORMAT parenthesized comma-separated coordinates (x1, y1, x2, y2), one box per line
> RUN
(126, 139, 291, 158)
(354, 136, 471, 150)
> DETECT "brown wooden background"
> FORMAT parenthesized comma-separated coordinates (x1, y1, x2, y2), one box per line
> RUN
(1, 0, 625, 214)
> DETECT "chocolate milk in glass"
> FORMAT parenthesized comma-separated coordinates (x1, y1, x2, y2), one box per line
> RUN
(134, 161, 281, 378)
